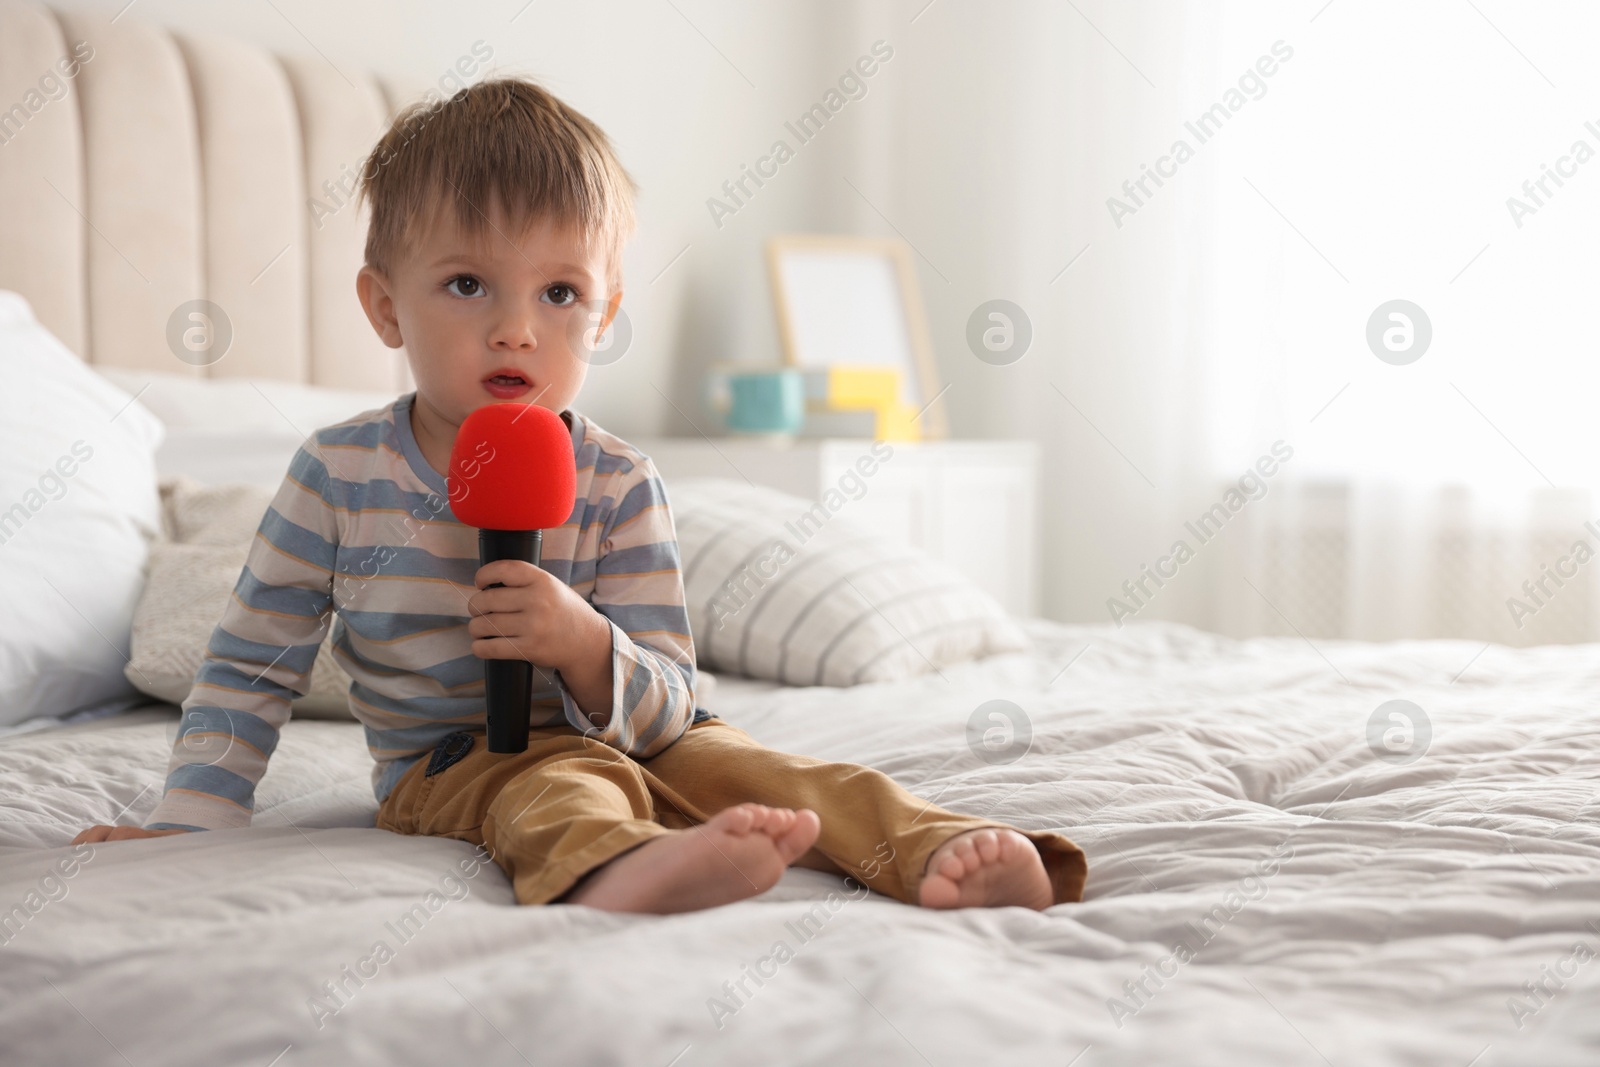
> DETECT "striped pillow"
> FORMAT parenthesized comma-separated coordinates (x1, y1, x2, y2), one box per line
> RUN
(668, 477, 1030, 685)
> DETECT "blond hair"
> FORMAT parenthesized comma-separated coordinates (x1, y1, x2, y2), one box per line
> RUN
(357, 76, 637, 291)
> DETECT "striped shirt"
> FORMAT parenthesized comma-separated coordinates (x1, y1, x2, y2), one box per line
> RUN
(144, 393, 700, 832)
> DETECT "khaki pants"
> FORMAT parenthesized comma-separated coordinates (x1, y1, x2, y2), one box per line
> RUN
(374, 716, 1088, 908)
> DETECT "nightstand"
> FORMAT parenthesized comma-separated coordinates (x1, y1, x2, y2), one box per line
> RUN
(633, 437, 1039, 617)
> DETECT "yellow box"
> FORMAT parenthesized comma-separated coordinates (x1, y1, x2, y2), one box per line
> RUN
(801, 366, 901, 411)
(799, 399, 921, 441)
(876, 400, 922, 442)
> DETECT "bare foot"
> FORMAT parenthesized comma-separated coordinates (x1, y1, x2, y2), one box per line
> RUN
(563, 803, 821, 915)
(917, 827, 1053, 911)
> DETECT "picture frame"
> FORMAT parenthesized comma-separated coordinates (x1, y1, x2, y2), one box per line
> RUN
(765, 233, 948, 439)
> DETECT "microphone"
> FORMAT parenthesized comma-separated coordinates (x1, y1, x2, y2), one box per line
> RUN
(447, 403, 576, 753)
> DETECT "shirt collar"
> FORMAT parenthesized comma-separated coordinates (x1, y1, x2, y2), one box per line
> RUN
(391, 393, 585, 503)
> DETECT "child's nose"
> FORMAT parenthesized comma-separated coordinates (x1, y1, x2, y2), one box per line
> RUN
(489, 308, 538, 350)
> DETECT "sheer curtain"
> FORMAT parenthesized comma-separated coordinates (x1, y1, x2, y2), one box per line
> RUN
(836, 0, 1600, 644)
(1196, 0, 1600, 645)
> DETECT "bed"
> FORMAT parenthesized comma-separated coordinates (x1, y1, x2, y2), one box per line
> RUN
(4, 619, 1599, 1065)
(4, 2, 1600, 1065)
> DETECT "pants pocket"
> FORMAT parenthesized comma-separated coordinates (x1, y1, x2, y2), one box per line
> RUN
(377, 755, 439, 836)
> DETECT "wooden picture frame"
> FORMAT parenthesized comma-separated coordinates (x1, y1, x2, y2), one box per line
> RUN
(765, 234, 948, 439)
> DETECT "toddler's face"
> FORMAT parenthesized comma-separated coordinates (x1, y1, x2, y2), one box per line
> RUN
(360, 196, 619, 435)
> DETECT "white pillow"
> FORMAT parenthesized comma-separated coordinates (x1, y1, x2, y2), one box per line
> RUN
(668, 477, 1030, 685)
(94, 366, 396, 434)
(152, 425, 314, 489)
(0, 291, 165, 726)
(93, 368, 397, 488)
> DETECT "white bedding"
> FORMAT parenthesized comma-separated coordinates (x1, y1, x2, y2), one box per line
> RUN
(2, 617, 1598, 1066)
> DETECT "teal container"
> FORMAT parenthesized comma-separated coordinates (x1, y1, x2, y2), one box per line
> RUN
(726, 370, 804, 434)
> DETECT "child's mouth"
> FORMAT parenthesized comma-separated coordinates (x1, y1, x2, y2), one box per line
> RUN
(483, 372, 532, 400)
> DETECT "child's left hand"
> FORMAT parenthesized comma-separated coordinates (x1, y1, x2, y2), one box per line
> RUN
(466, 560, 603, 670)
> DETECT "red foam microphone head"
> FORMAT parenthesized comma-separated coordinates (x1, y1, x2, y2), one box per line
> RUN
(447, 403, 576, 530)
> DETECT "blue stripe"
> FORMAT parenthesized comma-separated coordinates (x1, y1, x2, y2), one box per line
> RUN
(164, 762, 257, 807)
(258, 510, 338, 572)
(329, 478, 457, 522)
(348, 682, 500, 725)
(177, 704, 283, 757)
(334, 545, 477, 583)
(608, 477, 667, 526)
(601, 602, 692, 635)
(620, 657, 651, 712)
(235, 566, 332, 618)
(633, 665, 691, 750)
(317, 418, 392, 450)
(334, 636, 486, 690)
(571, 496, 608, 530)
(286, 444, 344, 508)
(336, 609, 466, 641)
(207, 626, 322, 678)
(597, 541, 682, 572)
(421, 653, 496, 689)
(575, 440, 640, 481)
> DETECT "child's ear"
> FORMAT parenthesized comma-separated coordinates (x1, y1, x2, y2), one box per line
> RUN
(356, 265, 404, 349)
(598, 289, 624, 333)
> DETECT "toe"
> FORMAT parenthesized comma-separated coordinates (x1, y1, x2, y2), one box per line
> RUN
(930, 830, 981, 873)
(721, 803, 760, 834)
(919, 878, 958, 909)
(930, 846, 969, 882)
(775, 809, 821, 862)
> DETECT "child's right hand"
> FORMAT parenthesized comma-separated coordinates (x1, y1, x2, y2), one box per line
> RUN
(71, 825, 192, 844)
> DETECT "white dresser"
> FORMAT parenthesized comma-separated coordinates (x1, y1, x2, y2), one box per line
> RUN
(633, 437, 1039, 617)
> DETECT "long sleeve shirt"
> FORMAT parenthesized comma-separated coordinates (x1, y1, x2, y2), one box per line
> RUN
(144, 393, 699, 832)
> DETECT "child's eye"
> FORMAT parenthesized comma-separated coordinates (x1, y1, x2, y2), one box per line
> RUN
(444, 275, 485, 298)
(542, 284, 580, 307)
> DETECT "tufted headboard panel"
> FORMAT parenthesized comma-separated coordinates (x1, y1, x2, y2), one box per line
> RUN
(0, 0, 413, 389)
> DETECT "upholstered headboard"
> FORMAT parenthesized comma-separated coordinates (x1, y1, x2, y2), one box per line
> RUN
(0, 0, 413, 389)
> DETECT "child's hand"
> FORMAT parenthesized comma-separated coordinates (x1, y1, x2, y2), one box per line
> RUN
(466, 560, 606, 671)
(72, 825, 191, 844)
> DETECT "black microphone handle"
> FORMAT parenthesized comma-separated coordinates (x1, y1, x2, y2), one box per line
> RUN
(479, 528, 542, 753)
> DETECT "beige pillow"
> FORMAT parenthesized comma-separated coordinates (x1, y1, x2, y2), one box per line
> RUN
(125, 478, 355, 719)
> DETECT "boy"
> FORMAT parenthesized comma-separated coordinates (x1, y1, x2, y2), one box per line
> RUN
(74, 77, 1087, 914)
